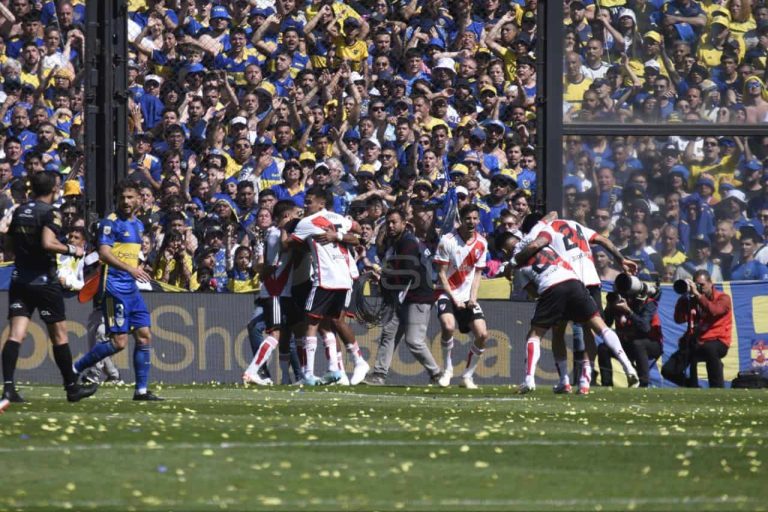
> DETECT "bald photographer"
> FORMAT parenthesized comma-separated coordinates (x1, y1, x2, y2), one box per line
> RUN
(599, 274, 663, 387)
(673, 270, 732, 388)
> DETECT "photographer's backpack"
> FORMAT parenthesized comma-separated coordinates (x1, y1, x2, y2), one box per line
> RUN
(731, 370, 768, 389)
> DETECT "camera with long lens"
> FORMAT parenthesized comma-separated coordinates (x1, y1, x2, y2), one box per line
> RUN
(673, 279, 703, 295)
(614, 273, 660, 298)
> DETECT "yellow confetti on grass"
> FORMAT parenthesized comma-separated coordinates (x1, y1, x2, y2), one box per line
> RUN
(474, 461, 489, 468)
(65, 483, 76, 492)
(460, 445, 470, 453)
(202, 449, 214, 456)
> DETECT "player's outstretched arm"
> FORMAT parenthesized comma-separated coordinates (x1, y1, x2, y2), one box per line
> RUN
(42, 226, 83, 257)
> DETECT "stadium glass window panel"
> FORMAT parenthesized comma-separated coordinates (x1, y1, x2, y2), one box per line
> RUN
(560, 134, 768, 283)
(562, 2, 768, 126)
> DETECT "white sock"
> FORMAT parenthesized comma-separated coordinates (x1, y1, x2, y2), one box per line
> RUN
(304, 336, 318, 377)
(600, 328, 635, 376)
(462, 344, 484, 378)
(441, 337, 454, 370)
(323, 332, 341, 372)
(555, 359, 570, 386)
(525, 336, 541, 384)
(580, 359, 592, 388)
(246, 336, 278, 377)
(346, 341, 365, 365)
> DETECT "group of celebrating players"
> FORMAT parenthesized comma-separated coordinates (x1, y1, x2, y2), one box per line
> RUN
(0, 175, 644, 413)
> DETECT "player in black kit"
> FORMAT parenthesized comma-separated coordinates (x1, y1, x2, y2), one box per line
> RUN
(1, 172, 98, 410)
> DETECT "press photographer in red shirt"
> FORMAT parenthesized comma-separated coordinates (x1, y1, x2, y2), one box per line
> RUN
(673, 269, 732, 388)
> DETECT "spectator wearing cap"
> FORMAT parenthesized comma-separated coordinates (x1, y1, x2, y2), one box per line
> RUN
(481, 120, 508, 170)
(564, 50, 593, 113)
(696, 18, 735, 68)
(331, 16, 368, 73)
(271, 159, 305, 207)
(730, 226, 768, 281)
(674, 236, 724, 282)
(251, 135, 285, 190)
(566, 1, 592, 48)
(719, 189, 752, 232)
(481, 173, 516, 231)
(139, 73, 165, 130)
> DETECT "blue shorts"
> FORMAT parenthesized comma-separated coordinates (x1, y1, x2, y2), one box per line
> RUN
(103, 290, 151, 334)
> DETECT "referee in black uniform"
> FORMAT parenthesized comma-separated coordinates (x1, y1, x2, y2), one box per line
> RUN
(1, 172, 98, 408)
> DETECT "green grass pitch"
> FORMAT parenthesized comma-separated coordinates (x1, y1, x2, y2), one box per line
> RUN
(0, 385, 766, 511)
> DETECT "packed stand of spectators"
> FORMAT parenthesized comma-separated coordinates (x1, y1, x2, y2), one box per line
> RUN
(0, 0, 87, 259)
(562, 134, 768, 282)
(563, 0, 768, 124)
(121, 0, 541, 291)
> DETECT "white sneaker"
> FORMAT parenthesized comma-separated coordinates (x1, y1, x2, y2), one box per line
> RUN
(437, 366, 453, 387)
(459, 375, 478, 389)
(338, 372, 350, 386)
(627, 372, 640, 388)
(350, 360, 370, 386)
(243, 371, 273, 386)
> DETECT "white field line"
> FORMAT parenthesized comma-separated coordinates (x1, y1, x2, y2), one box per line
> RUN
(2, 495, 759, 510)
(0, 437, 757, 453)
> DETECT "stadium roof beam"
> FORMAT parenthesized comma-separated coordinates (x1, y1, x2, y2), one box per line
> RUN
(563, 123, 768, 137)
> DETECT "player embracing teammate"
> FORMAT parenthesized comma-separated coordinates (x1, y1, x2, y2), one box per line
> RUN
(510, 213, 640, 394)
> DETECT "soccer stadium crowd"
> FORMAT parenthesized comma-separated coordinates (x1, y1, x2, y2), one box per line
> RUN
(115, 0, 541, 292)
(563, 0, 768, 124)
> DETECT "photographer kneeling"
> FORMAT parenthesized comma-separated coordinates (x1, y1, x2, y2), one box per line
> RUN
(673, 270, 732, 388)
(599, 275, 663, 387)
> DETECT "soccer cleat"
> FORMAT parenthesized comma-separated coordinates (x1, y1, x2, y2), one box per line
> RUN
(429, 372, 444, 386)
(298, 374, 320, 386)
(350, 360, 370, 386)
(3, 387, 26, 403)
(243, 372, 273, 386)
(577, 385, 590, 395)
(319, 370, 343, 385)
(66, 382, 99, 403)
(79, 367, 102, 385)
(437, 366, 453, 388)
(0, 398, 9, 413)
(627, 372, 640, 388)
(362, 374, 386, 386)
(133, 390, 164, 401)
(553, 382, 572, 394)
(517, 382, 536, 394)
(459, 375, 478, 390)
(337, 372, 350, 386)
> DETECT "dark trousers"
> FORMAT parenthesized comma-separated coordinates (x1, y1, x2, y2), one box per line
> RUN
(625, 338, 662, 387)
(687, 340, 729, 388)
(598, 338, 662, 387)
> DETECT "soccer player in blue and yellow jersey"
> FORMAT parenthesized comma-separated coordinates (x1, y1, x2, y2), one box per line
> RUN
(74, 180, 163, 401)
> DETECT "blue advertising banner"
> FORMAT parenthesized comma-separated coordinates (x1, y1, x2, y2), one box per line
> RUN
(602, 280, 768, 387)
